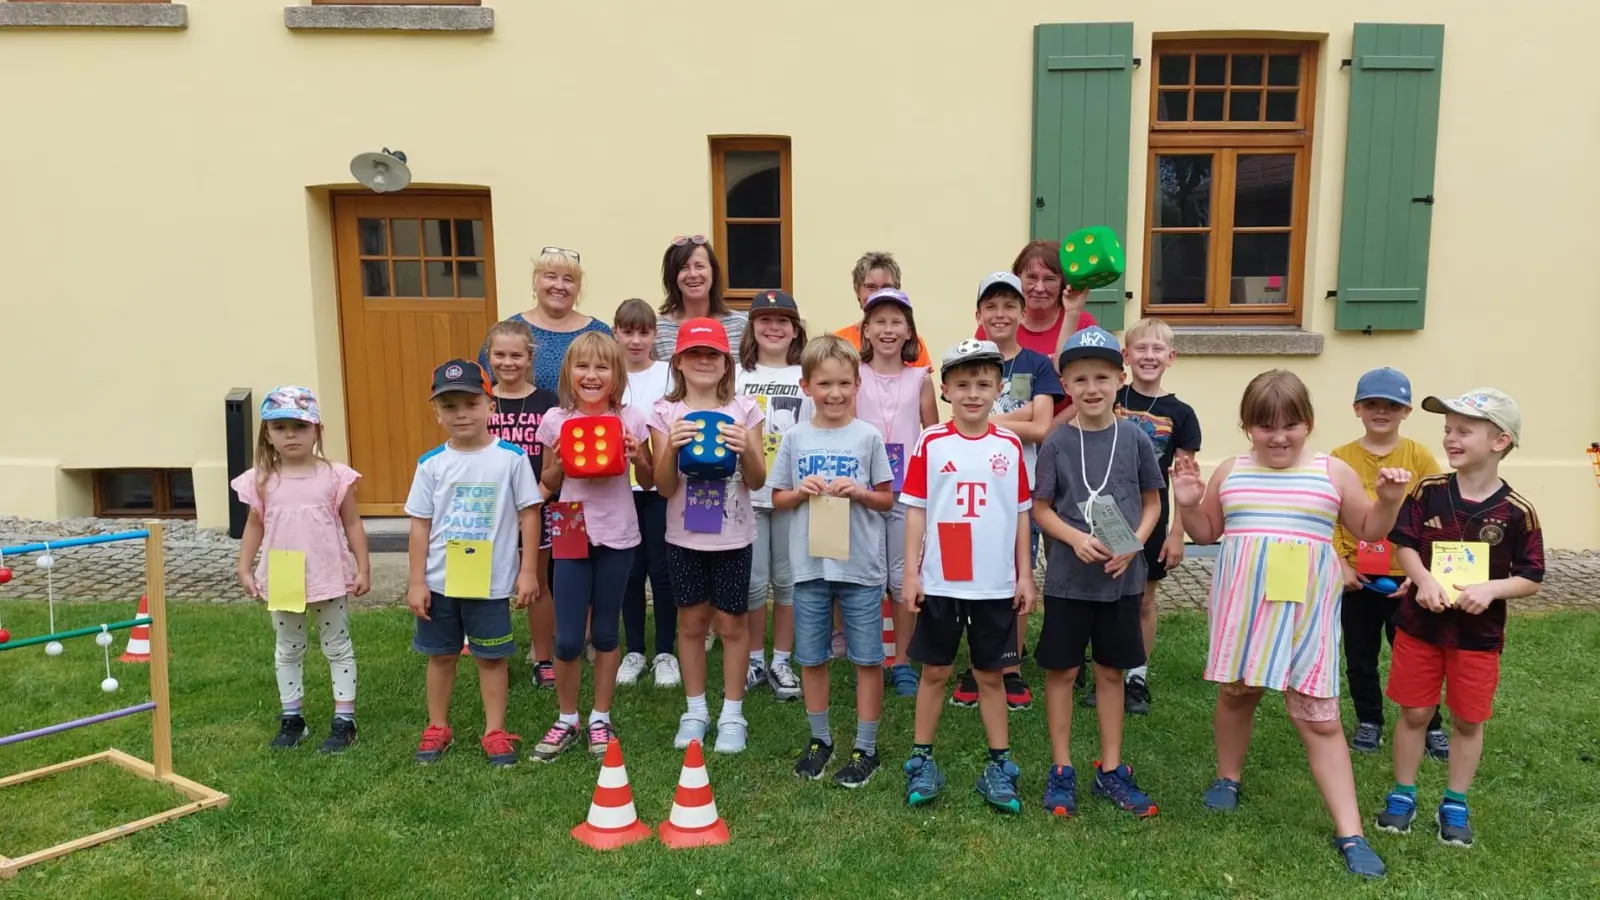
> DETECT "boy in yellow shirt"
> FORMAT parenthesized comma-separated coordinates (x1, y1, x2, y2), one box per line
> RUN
(1331, 367, 1446, 758)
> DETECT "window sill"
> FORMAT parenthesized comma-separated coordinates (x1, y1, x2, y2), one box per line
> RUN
(0, 3, 187, 29)
(284, 4, 492, 32)
(1171, 326, 1324, 357)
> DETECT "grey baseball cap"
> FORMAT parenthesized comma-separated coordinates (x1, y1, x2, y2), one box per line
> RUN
(939, 338, 1005, 378)
(975, 271, 1024, 306)
(1421, 388, 1523, 447)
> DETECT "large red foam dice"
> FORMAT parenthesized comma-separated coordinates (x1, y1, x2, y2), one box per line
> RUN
(560, 415, 628, 478)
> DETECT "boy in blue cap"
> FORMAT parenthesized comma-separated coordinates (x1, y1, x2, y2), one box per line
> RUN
(1330, 367, 1446, 757)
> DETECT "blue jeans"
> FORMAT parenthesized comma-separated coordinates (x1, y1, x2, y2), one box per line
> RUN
(793, 579, 885, 668)
(553, 545, 636, 662)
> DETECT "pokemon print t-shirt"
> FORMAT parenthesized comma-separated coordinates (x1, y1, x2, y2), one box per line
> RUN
(405, 440, 542, 598)
(736, 363, 805, 508)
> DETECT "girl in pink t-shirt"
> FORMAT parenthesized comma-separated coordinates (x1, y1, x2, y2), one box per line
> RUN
(232, 386, 370, 755)
(532, 332, 655, 761)
(650, 317, 766, 754)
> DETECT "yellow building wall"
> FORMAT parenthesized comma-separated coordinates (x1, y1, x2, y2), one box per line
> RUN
(1, 1, 1596, 546)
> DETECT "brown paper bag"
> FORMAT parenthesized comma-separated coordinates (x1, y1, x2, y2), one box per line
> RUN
(808, 496, 852, 560)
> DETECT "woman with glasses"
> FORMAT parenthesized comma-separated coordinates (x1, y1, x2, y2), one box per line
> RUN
(653, 235, 747, 365)
(480, 247, 612, 393)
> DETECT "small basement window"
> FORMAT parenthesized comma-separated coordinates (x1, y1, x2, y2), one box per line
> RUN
(94, 469, 197, 519)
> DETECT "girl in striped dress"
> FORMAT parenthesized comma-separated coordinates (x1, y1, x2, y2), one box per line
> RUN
(1171, 370, 1411, 880)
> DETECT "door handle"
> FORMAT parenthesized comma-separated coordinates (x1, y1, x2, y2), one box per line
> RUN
(1411, 194, 1435, 205)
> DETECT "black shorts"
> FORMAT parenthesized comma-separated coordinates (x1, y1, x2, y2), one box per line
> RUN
(1142, 516, 1170, 582)
(667, 544, 754, 615)
(908, 596, 1020, 672)
(1034, 594, 1146, 672)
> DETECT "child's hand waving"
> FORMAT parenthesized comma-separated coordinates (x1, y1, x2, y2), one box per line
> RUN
(1170, 455, 1206, 508)
(1374, 467, 1413, 504)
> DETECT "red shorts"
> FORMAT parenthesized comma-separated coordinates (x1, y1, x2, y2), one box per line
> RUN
(1386, 629, 1500, 723)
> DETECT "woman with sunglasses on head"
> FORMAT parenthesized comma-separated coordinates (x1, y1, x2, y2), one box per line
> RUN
(653, 235, 747, 366)
(480, 247, 612, 394)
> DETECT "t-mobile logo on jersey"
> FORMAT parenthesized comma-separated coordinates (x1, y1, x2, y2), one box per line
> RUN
(953, 481, 988, 518)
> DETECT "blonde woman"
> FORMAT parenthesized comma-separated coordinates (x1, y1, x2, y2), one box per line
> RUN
(479, 247, 612, 391)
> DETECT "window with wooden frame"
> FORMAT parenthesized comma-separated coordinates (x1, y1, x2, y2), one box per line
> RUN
(1143, 40, 1317, 324)
(710, 137, 792, 309)
(93, 469, 196, 519)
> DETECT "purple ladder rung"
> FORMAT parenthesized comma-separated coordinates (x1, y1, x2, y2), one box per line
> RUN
(0, 701, 157, 747)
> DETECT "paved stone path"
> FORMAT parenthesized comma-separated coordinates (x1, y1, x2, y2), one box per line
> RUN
(2, 516, 1597, 612)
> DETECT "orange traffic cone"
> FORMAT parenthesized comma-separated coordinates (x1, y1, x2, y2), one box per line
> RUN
(118, 595, 151, 663)
(658, 739, 729, 848)
(571, 738, 653, 850)
(881, 594, 897, 667)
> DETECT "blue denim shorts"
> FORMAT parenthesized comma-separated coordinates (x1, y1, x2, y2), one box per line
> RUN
(793, 579, 885, 668)
(412, 593, 515, 659)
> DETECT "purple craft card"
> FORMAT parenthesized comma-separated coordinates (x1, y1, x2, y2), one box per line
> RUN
(886, 443, 906, 493)
(685, 479, 726, 534)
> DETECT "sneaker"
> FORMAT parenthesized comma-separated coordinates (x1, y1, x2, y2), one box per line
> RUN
(705, 630, 717, 652)
(795, 739, 833, 780)
(887, 663, 919, 698)
(587, 720, 616, 758)
(714, 716, 748, 754)
(830, 631, 847, 659)
(976, 759, 1022, 813)
(652, 653, 682, 688)
(746, 661, 769, 693)
(270, 714, 307, 750)
(617, 652, 648, 685)
(584, 642, 595, 663)
(532, 660, 556, 690)
(1003, 673, 1033, 711)
(1092, 762, 1158, 817)
(1350, 722, 1383, 753)
(1436, 799, 1474, 848)
(674, 713, 709, 750)
(1425, 728, 1451, 761)
(414, 724, 453, 764)
(1042, 764, 1078, 817)
(768, 659, 802, 702)
(1333, 834, 1387, 879)
(833, 749, 881, 789)
(530, 720, 579, 762)
(949, 669, 979, 707)
(1203, 777, 1241, 811)
(318, 717, 357, 754)
(904, 754, 945, 806)
(481, 729, 521, 767)
(1125, 675, 1151, 716)
(1374, 789, 1417, 834)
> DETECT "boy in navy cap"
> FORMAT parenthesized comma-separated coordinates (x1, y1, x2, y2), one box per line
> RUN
(1330, 368, 1446, 758)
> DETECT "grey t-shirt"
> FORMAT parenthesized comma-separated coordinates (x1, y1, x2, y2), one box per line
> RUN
(766, 418, 893, 587)
(1035, 418, 1164, 601)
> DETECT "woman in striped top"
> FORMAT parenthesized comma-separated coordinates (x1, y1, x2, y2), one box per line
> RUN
(1171, 370, 1411, 881)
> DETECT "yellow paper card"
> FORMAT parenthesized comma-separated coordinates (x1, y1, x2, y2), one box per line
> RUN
(445, 539, 493, 599)
(266, 550, 307, 613)
(1264, 539, 1310, 603)
(808, 496, 851, 560)
(1431, 541, 1489, 606)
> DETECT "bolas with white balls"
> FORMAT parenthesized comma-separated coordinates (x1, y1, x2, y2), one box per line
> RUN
(101, 676, 119, 693)
(45, 640, 64, 656)
(37, 554, 55, 570)
(96, 630, 114, 647)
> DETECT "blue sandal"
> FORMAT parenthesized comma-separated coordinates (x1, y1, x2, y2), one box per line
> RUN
(1203, 777, 1241, 811)
(1333, 834, 1387, 879)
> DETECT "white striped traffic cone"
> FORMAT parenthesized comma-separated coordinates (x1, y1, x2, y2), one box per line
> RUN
(118, 595, 151, 663)
(881, 594, 897, 667)
(658, 739, 729, 848)
(571, 738, 653, 850)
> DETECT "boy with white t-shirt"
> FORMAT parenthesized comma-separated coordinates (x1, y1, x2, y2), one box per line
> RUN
(900, 339, 1035, 813)
(615, 299, 680, 688)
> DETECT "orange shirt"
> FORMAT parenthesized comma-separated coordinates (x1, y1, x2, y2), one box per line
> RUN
(835, 322, 933, 368)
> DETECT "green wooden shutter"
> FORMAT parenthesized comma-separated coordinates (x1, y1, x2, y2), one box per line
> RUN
(1031, 22, 1134, 330)
(1335, 23, 1445, 331)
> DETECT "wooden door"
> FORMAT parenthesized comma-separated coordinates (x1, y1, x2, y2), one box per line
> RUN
(333, 193, 497, 514)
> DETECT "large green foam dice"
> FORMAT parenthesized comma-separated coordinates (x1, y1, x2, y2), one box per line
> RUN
(1059, 226, 1126, 291)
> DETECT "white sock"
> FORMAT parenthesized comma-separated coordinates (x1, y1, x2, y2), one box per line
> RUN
(1128, 665, 1149, 681)
(749, 649, 766, 667)
(588, 709, 611, 725)
(772, 650, 792, 666)
(686, 694, 709, 718)
(722, 698, 744, 721)
(559, 711, 580, 727)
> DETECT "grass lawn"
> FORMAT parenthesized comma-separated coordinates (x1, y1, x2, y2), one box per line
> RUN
(2, 601, 1598, 898)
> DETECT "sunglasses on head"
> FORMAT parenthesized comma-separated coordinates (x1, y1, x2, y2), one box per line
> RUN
(671, 234, 709, 247)
(541, 246, 581, 262)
